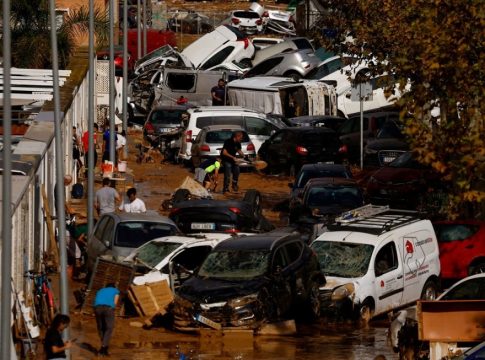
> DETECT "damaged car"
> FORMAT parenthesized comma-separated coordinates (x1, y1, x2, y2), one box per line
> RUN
(171, 232, 325, 331)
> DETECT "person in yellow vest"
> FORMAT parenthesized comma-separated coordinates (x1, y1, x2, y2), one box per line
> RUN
(194, 156, 221, 191)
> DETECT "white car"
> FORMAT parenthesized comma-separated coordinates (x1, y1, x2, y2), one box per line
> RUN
(123, 233, 247, 287)
(206, 60, 251, 76)
(230, 10, 263, 35)
(311, 204, 441, 321)
(133, 45, 192, 76)
(251, 36, 285, 51)
(181, 25, 255, 70)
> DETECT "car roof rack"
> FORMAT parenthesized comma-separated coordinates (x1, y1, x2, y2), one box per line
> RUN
(328, 204, 421, 235)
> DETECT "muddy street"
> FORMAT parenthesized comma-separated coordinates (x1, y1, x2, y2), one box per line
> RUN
(59, 130, 398, 360)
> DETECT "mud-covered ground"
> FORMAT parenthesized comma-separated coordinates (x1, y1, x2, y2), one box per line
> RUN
(30, 129, 398, 360)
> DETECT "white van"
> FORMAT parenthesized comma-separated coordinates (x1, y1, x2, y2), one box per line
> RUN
(311, 204, 441, 320)
(178, 106, 287, 161)
(227, 76, 337, 118)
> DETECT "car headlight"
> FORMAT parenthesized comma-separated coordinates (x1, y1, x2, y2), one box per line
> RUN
(227, 294, 259, 308)
(331, 283, 355, 301)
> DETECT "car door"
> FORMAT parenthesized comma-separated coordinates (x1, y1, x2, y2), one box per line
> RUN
(282, 241, 307, 301)
(258, 130, 285, 170)
(87, 215, 116, 271)
(271, 245, 292, 315)
(373, 240, 404, 315)
(244, 116, 279, 153)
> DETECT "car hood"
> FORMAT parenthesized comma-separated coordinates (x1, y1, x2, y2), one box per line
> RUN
(178, 276, 268, 303)
(366, 138, 409, 151)
(371, 167, 422, 184)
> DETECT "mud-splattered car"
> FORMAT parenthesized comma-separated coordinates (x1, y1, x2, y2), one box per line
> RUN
(171, 232, 325, 331)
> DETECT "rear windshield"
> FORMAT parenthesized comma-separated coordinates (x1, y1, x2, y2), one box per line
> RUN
(233, 11, 260, 19)
(115, 221, 177, 248)
(196, 116, 244, 129)
(292, 38, 313, 51)
(306, 186, 362, 208)
(296, 169, 351, 188)
(149, 109, 185, 124)
(298, 132, 339, 146)
(206, 130, 250, 143)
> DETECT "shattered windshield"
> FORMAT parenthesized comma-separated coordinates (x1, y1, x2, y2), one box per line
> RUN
(311, 241, 374, 278)
(136, 242, 181, 268)
(198, 250, 270, 280)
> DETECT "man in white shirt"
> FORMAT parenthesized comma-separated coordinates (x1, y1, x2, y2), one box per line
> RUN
(120, 187, 146, 213)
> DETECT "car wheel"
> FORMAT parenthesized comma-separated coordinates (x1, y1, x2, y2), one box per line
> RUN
(469, 261, 485, 275)
(173, 189, 190, 203)
(243, 189, 263, 218)
(306, 281, 321, 319)
(359, 299, 374, 323)
(420, 279, 438, 300)
(284, 71, 301, 81)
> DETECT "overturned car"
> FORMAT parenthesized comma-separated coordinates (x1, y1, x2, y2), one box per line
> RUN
(171, 232, 325, 331)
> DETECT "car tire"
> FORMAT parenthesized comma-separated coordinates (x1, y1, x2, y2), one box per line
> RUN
(243, 189, 262, 218)
(469, 261, 485, 275)
(284, 71, 301, 81)
(359, 299, 374, 323)
(173, 189, 190, 203)
(420, 279, 438, 300)
(306, 281, 321, 319)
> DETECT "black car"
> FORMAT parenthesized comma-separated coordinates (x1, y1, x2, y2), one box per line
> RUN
(143, 105, 190, 140)
(363, 118, 410, 168)
(171, 232, 326, 330)
(289, 163, 353, 205)
(258, 127, 347, 177)
(169, 189, 274, 234)
(289, 177, 364, 225)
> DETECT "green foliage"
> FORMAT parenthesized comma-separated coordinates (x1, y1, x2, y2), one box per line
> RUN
(1, 1, 109, 69)
(311, 0, 484, 219)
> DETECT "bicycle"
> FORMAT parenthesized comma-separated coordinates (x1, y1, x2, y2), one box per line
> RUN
(24, 270, 57, 327)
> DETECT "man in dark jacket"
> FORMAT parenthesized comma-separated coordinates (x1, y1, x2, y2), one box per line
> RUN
(221, 131, 246, 194)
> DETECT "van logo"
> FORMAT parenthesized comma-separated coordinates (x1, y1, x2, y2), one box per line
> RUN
(405, 240, 414, 254)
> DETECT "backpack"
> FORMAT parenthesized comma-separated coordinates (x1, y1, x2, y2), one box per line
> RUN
(71, 183, 84, 199)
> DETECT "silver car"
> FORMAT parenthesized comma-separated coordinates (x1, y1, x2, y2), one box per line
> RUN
(190, 125, 256, 168)
(244, 49, 320, 81)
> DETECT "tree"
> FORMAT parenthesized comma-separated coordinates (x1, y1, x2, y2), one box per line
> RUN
(2, 0, 109, 69)
(311, 0, 484, 218)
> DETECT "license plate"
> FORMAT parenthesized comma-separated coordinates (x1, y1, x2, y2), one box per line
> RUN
(383, 156, 395, 163)
(191, 222, 215, 230)
(160, 128, 173, 133)
(195, 314, 221, 330)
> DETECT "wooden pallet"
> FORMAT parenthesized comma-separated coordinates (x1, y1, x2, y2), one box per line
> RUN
(128, 280, 173, 318)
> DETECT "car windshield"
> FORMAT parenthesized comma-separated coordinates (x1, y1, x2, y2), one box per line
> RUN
(233, 11, 260, 19)
(135, 45, 173, 67)
(150, 110, 185, 125)
(295, 169, 350, 188)
(306, 186, 361, 208)
(115, 221, 177, 248)
(135, 241, 182, 268)
(439, 277, 485, 300)
(376, 121, 404, 139)
(198, 249, 270, 280)
(206, 130, 250, 143)
(312, 241, 374, 278)
(389, 152, 425, 169)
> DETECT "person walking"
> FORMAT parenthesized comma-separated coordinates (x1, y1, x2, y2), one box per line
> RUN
(194, 156, 221, 191)
(94, 177, 121, 216)
(221, 131, 246, 194)
(119, 187, 146, 213)
(82, 123, 98, 170)
(211, 78, 227, 106)
(94, 283, 120, 356)
(44, 314, 72, 360)
(102, 119, 118, 163)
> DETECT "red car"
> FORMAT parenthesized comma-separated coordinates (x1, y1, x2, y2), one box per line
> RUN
(433, 220, 485, 281)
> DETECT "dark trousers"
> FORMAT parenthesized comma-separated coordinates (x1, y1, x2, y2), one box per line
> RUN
(222, 161, 239, 191)
(95, 305, 115, 347)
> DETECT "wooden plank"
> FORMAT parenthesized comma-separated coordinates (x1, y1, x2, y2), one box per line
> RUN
(41, 184, 58, 267)
(127, 288, 144, 317)
(130, 285, 159, 317)
(418, 300, 485, 342)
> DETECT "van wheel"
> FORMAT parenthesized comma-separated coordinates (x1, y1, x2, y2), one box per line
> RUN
(359, 299, 374, 323)
(421, 279, 438, 300)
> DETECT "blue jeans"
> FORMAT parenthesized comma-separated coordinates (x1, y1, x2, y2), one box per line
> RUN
(223, 161, 239, 191)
